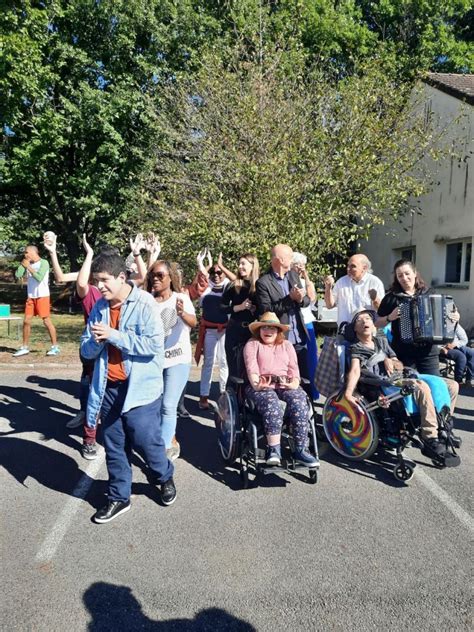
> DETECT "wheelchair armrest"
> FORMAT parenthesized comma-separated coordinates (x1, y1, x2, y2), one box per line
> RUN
(300, 377, 310, 385)
(358, 371, 388, 388)
(229, 376, 244, 385)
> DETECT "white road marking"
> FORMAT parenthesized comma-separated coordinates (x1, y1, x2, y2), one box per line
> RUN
(35, 452, 105, 563)
(415, 468, 474, 535)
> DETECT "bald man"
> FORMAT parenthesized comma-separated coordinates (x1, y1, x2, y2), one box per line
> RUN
(13, 245, 59, 357)
(256, 244, 310, 380)
(324, 254, 385, 326)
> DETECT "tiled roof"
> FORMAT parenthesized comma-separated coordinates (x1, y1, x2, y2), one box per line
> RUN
(424, 73, 474, 105)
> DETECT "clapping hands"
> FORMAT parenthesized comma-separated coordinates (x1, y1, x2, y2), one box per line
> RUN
(197, 247, 212, 274)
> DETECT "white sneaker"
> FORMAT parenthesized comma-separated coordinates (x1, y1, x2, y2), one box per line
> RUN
(12, 346, 29, 357)
(66, 411, 85, 428)
(46, 345, 60, 356)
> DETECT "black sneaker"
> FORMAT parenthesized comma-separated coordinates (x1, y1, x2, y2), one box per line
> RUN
(93, 500, 131, 524)
(161, 477, 177, 506)
(423, 437, 446, 457)
(82, 443, 98, 460)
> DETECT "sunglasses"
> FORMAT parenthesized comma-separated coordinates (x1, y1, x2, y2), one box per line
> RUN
(261, 325, 278, 331)
(210, 270, 223, 276)
(151, 271, 168, 280)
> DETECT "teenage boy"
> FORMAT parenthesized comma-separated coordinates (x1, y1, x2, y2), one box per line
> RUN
(81, 252, 175, 524)
(13, 245, 59, 357)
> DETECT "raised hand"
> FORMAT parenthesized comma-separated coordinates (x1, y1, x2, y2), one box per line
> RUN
(82, 234, 93, 256)
(148, 233, 161, 257)
(130, 233, 145, 255)
(324, 274, 335, 290)
(206, 248, 213, 270)
(43, 231, 57, 253)
(196, 248, 208, 274)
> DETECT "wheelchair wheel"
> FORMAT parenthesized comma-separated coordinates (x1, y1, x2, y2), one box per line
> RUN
(392, 462, 415, 482)
(323, 391, 379, 461)
(214, 389, 240, 463)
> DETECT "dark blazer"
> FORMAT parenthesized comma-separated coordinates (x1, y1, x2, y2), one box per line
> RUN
(255, 268, 309, 343)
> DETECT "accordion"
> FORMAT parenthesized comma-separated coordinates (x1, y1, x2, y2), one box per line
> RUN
(399, 294, 456, 345)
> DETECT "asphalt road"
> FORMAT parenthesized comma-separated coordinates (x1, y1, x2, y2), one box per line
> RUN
(0, 367, 472, 632)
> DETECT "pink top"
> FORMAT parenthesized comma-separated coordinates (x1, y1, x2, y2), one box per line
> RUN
(243, 338, 300, 388)
(77, 285, 102, 323)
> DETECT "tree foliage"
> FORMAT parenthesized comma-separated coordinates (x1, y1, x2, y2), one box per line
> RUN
(142, 53, 444, 274)
(0, 0, 471, 268)
(0, 0, 220, 265)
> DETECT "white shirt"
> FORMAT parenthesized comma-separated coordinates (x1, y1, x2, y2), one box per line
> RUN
(27, 260, 50, 298)
(155, 292, 195, 368)
(333, 273, 385, 325)
(299, 278, 316, 324)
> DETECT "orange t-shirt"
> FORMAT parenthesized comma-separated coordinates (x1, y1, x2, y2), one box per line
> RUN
(107, 305, 127, 382)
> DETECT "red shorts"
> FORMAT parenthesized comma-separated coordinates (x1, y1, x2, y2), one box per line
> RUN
(25, 297, 51, 318)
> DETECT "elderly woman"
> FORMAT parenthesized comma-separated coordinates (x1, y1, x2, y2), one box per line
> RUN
(243, 312, 318, 467)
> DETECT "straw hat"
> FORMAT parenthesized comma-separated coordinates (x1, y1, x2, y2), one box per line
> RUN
(249, 312, 290, 335)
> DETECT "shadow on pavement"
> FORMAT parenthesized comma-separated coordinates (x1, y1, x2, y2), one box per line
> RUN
(0, 436, 96, 505)
(83, 582, 257, 631)
(0, 383, 81, 451)
(26, 374, 80, 398)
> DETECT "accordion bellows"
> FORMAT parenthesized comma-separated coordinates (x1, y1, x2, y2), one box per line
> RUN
(399, 294, 457, 345)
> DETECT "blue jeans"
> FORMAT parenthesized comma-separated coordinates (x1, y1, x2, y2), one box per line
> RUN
(101, 381, 173, 502)
(446, 346, 474, 381)
(161, 363, 191, 448)
(306, 322, 319, 400)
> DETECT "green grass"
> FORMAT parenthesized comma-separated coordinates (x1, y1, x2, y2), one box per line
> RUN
(0, 312, 84, 363)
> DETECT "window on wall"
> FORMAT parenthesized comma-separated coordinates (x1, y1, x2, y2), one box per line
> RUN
(394, 247, 416, 263)
(445, 240, 472, 283)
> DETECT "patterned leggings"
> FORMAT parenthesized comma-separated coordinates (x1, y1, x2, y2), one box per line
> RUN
(245, 386, 309, 447)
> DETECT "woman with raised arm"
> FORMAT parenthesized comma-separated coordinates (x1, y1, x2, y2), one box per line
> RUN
(220, 253, 260, 380)
(147, 260, 197, 460)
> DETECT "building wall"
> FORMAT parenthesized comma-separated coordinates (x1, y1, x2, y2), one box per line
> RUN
(361, 83, 474, 333)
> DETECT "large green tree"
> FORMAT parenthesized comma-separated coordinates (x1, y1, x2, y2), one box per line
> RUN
(0, 0, 219, 266)
(141, 52, 447, 274)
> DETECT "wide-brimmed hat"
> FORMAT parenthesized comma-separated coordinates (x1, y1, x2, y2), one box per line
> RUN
(249, 312, 290, 335)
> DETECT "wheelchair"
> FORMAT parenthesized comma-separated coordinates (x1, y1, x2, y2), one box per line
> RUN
(214, 376, 320, 488)
(321, 337, 461, 482)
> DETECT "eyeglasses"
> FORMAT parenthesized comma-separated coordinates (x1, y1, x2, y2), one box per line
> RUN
(151, 271, 168, 280)
(210, 270, 223, 276)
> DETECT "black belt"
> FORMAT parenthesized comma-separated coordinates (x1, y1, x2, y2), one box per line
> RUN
(106, 379, 128, 388)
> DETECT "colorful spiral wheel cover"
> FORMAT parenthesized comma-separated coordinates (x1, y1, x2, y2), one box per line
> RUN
(323, 393, 377, 459)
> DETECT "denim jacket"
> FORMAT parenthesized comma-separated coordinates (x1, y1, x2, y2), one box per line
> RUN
(80, 284, 164, 428)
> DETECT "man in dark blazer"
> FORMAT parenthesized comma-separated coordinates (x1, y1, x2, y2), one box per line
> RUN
(256, 244, 310, 380)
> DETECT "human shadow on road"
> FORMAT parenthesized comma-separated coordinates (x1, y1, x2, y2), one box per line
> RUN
(0, 436, 96, 505)
(0, 384, 80, 451)
(26, 374, 79, 398)
(83, 582, 257, 631)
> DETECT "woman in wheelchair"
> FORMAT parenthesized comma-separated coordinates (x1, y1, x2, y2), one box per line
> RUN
(243, 312, 318, 468)
(344, 310, 460, 461)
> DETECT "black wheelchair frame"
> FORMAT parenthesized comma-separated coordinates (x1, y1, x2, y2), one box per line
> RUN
(215, 376, 320, 488)
(321, 367, 461, 482)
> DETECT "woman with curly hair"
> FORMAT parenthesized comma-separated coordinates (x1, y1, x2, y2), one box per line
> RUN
(147, 260, 197, 461)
